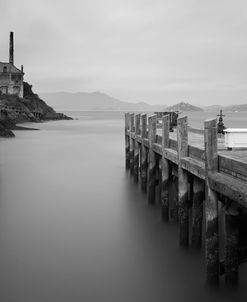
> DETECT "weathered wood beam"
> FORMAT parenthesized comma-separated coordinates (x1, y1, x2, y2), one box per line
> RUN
(225, 213, 239, 286)
(140, 114, 148, 192)
(169, 138, 178, 151)
(161, 115, 170, 221)
(156, 134, 162, 144)
(177, 116, 189, 247)
(143, 138, 149, 148)
(125, 113, 130, 170)
(129, 113, 135, 176)
(181, 157, 205, 180)
(188, 145, 204, 161)
(134, 114, 141, 182)
(147, 115, 157, 204)
(191, 177, 204, 249)
(219, 154, 247, 182)
(157, 154, 162, 204)
(163, 148, 178, 164)
(152, 143, 162, 155)
(204, 118, 219, 285)
(170, 169, 179, 222)
(208, 172, 247, 209)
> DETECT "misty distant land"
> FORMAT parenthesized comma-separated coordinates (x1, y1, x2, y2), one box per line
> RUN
(40, 91, 247, 113)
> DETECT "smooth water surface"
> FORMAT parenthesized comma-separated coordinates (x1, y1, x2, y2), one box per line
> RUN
(0, 111, 247, 302)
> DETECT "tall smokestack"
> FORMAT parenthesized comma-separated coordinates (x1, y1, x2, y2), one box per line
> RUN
(9, 32, 14, 65)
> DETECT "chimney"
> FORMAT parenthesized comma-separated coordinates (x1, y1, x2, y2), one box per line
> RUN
(9, 32, 14, 65)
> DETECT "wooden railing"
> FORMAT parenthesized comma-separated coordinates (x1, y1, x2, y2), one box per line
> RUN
(125, 112, 247, 287)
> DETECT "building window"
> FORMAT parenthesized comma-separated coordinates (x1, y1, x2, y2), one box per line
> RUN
(3, 66, 7, 72)
(13, 86, 20, 95)
(0, 86, 8, 94)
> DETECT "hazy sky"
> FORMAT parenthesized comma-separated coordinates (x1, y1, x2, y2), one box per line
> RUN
(1, 0, 247, 105)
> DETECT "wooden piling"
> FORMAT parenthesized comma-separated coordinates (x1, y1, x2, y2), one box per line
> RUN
(125, 113, 130, 170)
(204, 118, 219, 285)
(171, 172, 179, 222)
(157, 155, 162, 204)
(161, 115, 170, 221)
(147, 115, 157, 204)
(177, 116, 189, 247)
(225, 212, 239, 286)
(134, 114, 141, 182)
(155, 155, 161, 203)
(129, 113, 135, 176)
(125, 111, 247, 287)
(140, 114, 147, 192)
(191, 177, 204, 249)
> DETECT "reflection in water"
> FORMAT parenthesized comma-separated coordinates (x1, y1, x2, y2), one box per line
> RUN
(0, 111, 246, 302)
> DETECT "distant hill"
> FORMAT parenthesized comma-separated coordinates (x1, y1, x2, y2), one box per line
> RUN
(224, 104, 247, 112)
(165, 102, 203, 112)
(204, 104, 247, 112)
(39, 91, 165, 111)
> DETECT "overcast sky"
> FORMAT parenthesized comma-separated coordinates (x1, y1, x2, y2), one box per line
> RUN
(1, 0, 247, 105)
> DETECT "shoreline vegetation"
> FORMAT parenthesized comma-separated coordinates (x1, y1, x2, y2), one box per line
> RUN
(0, 82, 72, 137)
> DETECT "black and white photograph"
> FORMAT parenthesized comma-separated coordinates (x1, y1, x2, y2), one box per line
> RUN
(1, 0, 247, 301)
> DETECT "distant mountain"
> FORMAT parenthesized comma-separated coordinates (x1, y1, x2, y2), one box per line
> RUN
(224, 104, 247, 112)
(165, 102, 203, 112)
(39, 91, 165, 111)
(204, 104, 247, 112)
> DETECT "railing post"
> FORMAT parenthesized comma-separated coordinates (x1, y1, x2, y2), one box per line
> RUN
(147, 115, 157, 204)
(140, 114, 147, 192)
(125, 113, 130, 170)
(191, 176, 204, 248)
(161, 115, 170, 221)
(177, 116, 189, 247)
(204, 118, 219, 285)
(134, 114, 141, 182)
(129, 113, 135, 176)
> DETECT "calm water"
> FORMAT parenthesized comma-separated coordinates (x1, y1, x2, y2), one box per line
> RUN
(0, 111, 247, 302)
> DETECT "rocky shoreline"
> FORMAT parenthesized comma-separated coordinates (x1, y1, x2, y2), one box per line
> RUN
(0, 82, 72, 137)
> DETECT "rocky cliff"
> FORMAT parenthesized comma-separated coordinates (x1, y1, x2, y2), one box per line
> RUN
(0, 82, 72, 137)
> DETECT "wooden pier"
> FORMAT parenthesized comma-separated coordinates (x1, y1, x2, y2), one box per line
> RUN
(125, 112, 247, 287)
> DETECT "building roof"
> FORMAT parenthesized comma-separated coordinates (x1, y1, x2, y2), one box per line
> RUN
(0, 62, 22, 74)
